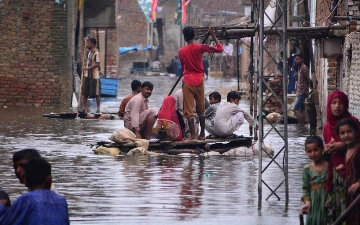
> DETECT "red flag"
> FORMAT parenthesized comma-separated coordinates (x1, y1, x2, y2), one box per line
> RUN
(150, 0, 158, 22)
(181, 0, 191, 24)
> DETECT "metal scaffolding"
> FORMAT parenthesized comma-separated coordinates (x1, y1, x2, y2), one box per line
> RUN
(193, 0, 345, 207)
(256, 0, 289, 204)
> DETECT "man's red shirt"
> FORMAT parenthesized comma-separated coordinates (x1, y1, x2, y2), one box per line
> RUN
(178, 43, 223, 86)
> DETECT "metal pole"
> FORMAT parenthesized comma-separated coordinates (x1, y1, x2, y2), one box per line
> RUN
(252, 0, 258, 141)
(258, 0, 264, 205)
(116, 0, 121, 77)
(237, 39, 240, 91)
(249, 37, 254, 137)
(282, 0, 289, 205)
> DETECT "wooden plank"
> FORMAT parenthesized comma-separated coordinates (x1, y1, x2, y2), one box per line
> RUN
(120, 137, 252, 147)
(43, 112, 87, 119)
(43, 112, 120, 119)
(96, 136, 253, 153)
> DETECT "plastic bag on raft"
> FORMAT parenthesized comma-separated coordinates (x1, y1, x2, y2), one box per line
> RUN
(109, 128, 136, 144)
(93, 146, 121, 156)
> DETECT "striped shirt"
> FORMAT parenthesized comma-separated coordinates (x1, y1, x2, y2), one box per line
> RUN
(84, 49, 100, 79)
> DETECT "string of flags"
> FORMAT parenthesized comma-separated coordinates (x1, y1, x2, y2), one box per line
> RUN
(136, 0, 191, 24)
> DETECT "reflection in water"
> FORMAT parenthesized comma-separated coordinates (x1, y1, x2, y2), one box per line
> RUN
(0, 76, 317, 224)
(178, 157, 203, 220)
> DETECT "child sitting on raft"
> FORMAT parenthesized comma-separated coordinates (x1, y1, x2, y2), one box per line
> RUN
(213, 91, 255, 138)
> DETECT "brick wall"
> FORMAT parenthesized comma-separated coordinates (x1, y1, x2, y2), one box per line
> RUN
(344, 32, 360, 118)
(337, 1, 360, 117)
(104, 28, 118, 77)
(0, 0, 70, 106)
(118, 0, 147, 47)
(117, 0, 148, 75)
(313, 0, 350, 127)
(347, 0, 360, 31)
(345, 2, 360, 117)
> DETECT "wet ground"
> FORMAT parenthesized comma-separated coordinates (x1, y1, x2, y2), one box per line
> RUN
(0, 76, 318, 224)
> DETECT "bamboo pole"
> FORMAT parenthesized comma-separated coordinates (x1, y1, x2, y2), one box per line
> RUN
(332, 194, 360, 225)
(195, 26, 347, 40)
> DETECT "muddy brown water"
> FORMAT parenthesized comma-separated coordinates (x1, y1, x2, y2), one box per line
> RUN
(0, 76, 318, 224)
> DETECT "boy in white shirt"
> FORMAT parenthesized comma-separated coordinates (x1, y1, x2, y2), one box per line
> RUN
(214, 91, 255, 138)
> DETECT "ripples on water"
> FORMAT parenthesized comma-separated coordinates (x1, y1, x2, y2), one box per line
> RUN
(0, 76, 318, 224)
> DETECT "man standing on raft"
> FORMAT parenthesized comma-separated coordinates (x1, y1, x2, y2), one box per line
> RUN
(178, 27, 223, 141)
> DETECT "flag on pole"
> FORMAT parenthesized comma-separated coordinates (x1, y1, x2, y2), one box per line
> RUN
(150, 0, 158, 21)
(136, 0, 155, 23)
(181, 0, 190, 24)
(174, 0, 182, 25)
(175, 0, 191, 25)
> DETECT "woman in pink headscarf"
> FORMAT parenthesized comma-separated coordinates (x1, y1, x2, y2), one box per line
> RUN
(157, 96, 184, 141)
(323, 91, 360, 223)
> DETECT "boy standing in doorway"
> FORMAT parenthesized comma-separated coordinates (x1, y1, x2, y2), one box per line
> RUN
(81, 37, 101, 114)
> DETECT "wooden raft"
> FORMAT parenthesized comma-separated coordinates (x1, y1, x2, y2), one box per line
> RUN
(43, 112, 87, 119)
(43, 112, 120, 119)
(95, 136, 253, 155)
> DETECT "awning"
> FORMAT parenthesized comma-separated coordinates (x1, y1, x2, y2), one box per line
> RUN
(119, 45, 158, 55)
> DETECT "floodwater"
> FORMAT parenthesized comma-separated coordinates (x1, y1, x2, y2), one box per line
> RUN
(0, 76, 317, 224)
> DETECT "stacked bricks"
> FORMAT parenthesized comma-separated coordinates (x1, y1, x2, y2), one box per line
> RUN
(264, 76, 284, 114)
(0, 0, 69, 106)
(327, 58, 338, 92)
(263, 35, 278, 76)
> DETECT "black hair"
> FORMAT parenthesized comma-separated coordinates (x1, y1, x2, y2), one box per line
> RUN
(13, 149, 40, 164)
(309, 80, 313, 89)
(131, 80, 142, 91)
(183, 26, 195, 42)
(304, 135, 324, 149)
(227, 91, 241, 102)
(141, 81, 154, 90)
(294, 53, 303, 59)
(24, 157, 51, 187)
(336, 118, 359, 136)
(88, 37, 97, 46)
(0, 189, 11, 207)
(209, 92, 221, 102)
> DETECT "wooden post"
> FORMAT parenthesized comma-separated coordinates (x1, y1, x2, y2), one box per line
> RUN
(332, 194, 360, 225)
